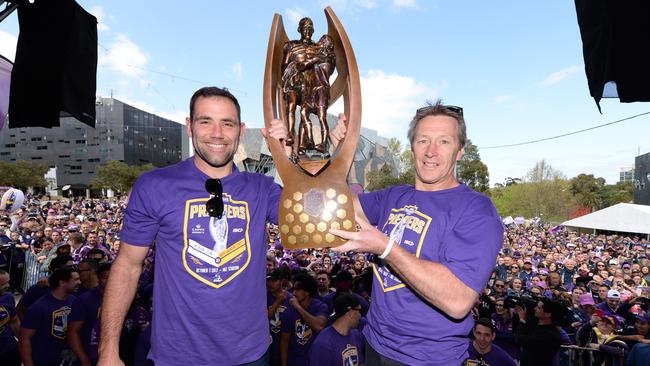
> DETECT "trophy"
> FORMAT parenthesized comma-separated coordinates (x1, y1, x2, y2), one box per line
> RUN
(263, 7, 361, 249)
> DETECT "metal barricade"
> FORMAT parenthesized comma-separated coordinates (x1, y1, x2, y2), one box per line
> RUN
(21, 250, 48, 290)
(561, 345, 627, 366)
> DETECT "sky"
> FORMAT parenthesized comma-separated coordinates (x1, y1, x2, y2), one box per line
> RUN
(1, 0, 649, 186)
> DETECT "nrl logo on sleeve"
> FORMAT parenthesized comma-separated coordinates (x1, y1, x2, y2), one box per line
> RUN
(182, 194, 252, 288)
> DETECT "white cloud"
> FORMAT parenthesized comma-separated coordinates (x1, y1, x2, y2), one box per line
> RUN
(393, 0, 416, 8)
(231, 62, 243, 79)
(494, 94, 513, 103)
(89, 6, 110, 32)
(0, 30, 17, 62)
(99, 35, 149, 79)
(356, 0, 378, 8)
(285, 7, 307, 27)
(541, 65, 581, 86)
(329, 69, 435, 141)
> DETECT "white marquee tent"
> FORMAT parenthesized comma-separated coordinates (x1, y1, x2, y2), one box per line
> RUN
(562, 203, 650, 237)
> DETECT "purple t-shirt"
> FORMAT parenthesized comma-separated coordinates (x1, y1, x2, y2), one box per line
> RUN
(309, 326, 365, 366)
(358, 184, 503, 365)
(69, 287, 103, 360)
(280, 298, 329, 366)
(21, 292, 75, 365)
(0, 292, 17, 353)
(17, 283, 50, 310)
(466, 341, 517, 366)
(121, 158, 281, 365)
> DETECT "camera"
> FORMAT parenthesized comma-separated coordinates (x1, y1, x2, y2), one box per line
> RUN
(504, 293, 541, 310)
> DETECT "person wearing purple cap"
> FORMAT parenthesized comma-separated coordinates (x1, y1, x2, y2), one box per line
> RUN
(99, 87, 294, 366)
(330, 102, 503, 364)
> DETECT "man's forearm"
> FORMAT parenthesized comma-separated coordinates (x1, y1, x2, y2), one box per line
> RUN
(385, 245, 477, 319)
(68, 327, 92, 365)
(295, 306, 326, 332)
(18, 335, 33, 366)
(99, 255, 143, 358)
(280, 333, 289, 366)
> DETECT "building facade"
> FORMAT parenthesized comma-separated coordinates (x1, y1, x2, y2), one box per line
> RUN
(634, 153, 650, 205)
(0, 97, 189, 189)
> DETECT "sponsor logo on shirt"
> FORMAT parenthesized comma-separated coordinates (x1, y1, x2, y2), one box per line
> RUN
(182, 194, 252, 288)
(51, 306, 72, 339)
(294, 318, 312, 345)
(0, 305, 10, 334)
(373, 205, 432, 292)
(270, 305, 286, 334)
(341, 344, 359, 366)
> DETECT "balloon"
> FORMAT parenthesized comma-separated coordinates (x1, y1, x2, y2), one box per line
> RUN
(0, 188, 25, 212)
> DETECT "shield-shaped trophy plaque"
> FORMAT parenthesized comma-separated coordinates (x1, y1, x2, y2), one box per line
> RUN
(263, 6, 361, 249)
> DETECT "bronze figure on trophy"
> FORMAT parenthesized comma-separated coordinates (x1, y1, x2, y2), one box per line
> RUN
(263, 7, 361, 249)
(281, 17, 336, 156)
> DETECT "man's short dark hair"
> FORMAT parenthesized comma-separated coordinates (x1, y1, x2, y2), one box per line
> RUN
(189, 86, 241, 123)
(49, 267, 75, 289)
(87, 248, 105, 259)
(79, 258, 100, 272)
(474, 318, 495, 333)
(97, 262, 112, 277)
(293, 272, 317, 297)
(50, 255, 73, 271)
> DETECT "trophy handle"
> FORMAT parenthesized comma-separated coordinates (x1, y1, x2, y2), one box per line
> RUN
(262, 14, 302, 178)
(321, 6, 362, 181)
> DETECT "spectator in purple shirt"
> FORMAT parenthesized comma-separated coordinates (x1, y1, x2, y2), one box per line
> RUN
(18, 267, 80, 366)
(465, 318, 516, 366)
(309, 293, 364, 366)
(68, 263, 111, 366)
(281, 272, 328, 366)
(0, 270, 20, 366)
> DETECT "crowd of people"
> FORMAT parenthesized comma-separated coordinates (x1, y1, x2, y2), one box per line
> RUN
(1, 194, 650, 365)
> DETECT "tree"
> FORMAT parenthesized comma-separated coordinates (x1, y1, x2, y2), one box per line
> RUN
(599, 181, 634, 208)
(0, 160, 48, 189)
(91, 161, 154, 194)
(569, 173, 606, 211)
(457, 140, 489, 193)
(490, 160, 576, 222)
(527, 159, 565, 183)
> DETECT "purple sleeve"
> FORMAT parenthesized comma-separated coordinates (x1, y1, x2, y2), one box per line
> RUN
(120, 174, 160, 247)
(69, 296, 87, 322)
(358, 189, 386, 226)
(21, 300, 43, 330)
(443, 195, 504, 294)
(266, 180, 282, 225)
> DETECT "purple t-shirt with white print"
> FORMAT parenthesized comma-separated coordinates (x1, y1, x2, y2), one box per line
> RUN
(120, 158, 281, 365)
(358, 183, 503, 365)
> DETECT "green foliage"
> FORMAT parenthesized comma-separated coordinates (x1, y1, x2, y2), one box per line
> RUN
(458, 140, 490, 193)
(569, 173, 606, 211)
(0, 160, 48, 189)
(489, 160, 575, 221)
(365, 164, 412, 192)
(90, 161, 155, 194)
(599, 181, 634, 208)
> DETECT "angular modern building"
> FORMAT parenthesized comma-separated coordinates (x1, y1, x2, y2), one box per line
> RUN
(0, 97, 189, 189)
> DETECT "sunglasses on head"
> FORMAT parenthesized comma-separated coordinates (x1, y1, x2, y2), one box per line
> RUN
(417, 104, 463, 117)
(205, 179, 224, 219)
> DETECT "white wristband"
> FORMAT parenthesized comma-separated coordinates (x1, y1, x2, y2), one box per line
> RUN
(379, 237, 395, 260)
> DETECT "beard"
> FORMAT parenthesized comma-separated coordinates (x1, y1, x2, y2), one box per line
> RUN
(192, 135, 240, 169)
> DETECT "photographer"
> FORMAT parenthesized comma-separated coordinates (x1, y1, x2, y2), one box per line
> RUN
(514, 297, 565, 365)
